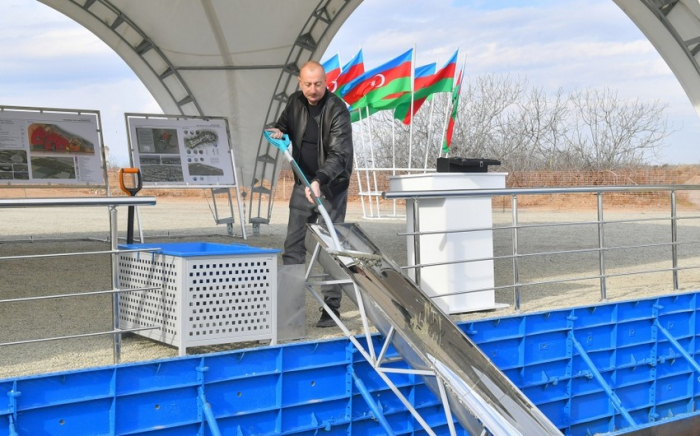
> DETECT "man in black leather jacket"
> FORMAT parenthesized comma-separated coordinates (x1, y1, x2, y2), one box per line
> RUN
(267, 60, 353, 327)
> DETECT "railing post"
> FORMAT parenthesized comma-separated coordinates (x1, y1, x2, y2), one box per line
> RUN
(671, 190, 679, 291)
(597, 192, 607, 301)
(512, 195, 521, 311)
(109, 205, 121, 364)
(412, 198, 421, 288)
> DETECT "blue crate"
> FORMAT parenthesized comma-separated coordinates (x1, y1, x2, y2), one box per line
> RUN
(120, 241, 280, 257)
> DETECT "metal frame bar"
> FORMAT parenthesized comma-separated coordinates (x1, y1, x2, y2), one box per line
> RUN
(248, 0, 355, 234)
(597, 192, 607, 301)
(400, 239, 700, 271)
(399, 213, 700, 237)
(412, 198, 422, 287)
(385, 184, 700, 309)
(0, 247, 159, 261)
(305, 282, 448, 436)
(0, 327, 157, 348)
(356, 168, 438, 220)
(305, 243, 462, 436)
(0, 286, 159, 304)
(671, 190, 679, 290)
(428, 264, 700, 300)
(0, 197, 156, 364)
(568, 331, 637, 427)
(59, 0, 203, 115)
(383, 184, 700, 199)
(512, 195, 521, 311)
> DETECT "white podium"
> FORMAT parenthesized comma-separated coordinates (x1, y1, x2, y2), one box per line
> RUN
(389, 172, 507, 314)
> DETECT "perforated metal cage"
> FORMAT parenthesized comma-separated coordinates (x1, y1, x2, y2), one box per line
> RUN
(118, 242, 279, 355)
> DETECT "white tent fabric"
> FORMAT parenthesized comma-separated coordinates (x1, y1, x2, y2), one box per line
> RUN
(614, 0, 700, 119)
(38, 0, 361, 187)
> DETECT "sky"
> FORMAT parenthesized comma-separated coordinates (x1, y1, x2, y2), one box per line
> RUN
(1, 0, 698, 166)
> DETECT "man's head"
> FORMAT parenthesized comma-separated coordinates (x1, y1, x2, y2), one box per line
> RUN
(299, 61, 327, 106)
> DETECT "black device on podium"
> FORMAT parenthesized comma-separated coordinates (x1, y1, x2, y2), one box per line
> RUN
(436, 157, 501, 173)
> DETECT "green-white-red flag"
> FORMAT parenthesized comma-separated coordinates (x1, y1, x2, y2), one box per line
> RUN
(341, 49, 413, 111)
(443, 69, 464, 154)
(394, 50, 458, 125)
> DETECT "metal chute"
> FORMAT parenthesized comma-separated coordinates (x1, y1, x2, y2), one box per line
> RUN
(306, 222, 562, 436)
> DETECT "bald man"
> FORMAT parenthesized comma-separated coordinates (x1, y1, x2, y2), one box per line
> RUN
(267, 61, 353, 328)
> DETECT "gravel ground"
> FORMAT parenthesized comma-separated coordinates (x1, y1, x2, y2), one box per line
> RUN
(1, 197, 700, 379)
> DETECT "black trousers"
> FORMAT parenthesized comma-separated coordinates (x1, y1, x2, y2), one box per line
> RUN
(282, 183, 348, 308)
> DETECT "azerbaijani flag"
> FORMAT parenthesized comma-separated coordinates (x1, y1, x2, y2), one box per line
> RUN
(341, 48, 413, 110)
(349, 106, 381, 123)
(348, 62, 435, 123)
(322, 54, 341, 91)
(393, 62, 436, 124)
(333, 49, 364, 95)
(395, 50, 458, 125)
(443, 69, 464, 154)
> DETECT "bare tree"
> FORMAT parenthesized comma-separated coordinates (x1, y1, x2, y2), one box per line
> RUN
(354, 74, 672, 172)
(566, 88, 670, 170)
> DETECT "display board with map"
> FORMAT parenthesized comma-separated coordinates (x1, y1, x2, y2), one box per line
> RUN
(126, 114, 237, 187)
(0, 106, 106, 186)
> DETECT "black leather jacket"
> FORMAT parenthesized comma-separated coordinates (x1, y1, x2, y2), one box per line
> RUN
(275, 90, 353, 198)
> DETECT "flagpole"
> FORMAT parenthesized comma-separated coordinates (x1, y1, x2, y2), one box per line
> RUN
(352, 47, 373, 217)
(407, 44, 416, 169)
(439, 56, 466, 158)
(366, 106, 381, 218)
(358, 108, 374, 218)
(355, 109, 367, 218)
(391, 109, 397, 217)
(423, 54, 440, 172)
(438, 91, 451, 158)
(449, 57, 468, 158)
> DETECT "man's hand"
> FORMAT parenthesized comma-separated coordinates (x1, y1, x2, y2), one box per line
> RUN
(265, 128, 283, 139)
(305, 180, 321, 204)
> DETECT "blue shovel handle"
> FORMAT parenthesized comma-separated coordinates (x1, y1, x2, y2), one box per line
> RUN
(263, 130, 290, 153)
(262, 129, 342, 250)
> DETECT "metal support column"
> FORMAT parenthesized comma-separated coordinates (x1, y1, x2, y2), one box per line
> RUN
(412, 198, 422, 287)
(597, 193, 607, 301)
(671, 190, 679, 290)
(109, 205, 121, 364)
(512, 195, 521, 311)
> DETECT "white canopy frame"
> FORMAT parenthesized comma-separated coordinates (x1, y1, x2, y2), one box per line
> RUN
(38, 0, 362, 236)
(35, 0, 700, 233)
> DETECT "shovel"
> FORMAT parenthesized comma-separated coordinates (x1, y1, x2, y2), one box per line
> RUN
(118, 167, 143, 245)
(263, 130, 342, 250)
(263, 130, 346, 337)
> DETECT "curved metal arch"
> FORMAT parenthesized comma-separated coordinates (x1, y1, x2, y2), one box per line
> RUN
(615, 0, 700, 113)
(248, 0, 361, 233)
(39, 0, 203, 117)
(39, 0, 361, 232)
(40, 1, 700, 233)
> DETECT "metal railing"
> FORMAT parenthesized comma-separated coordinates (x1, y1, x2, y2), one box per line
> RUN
(0, 197, 157, 363)
(355, 167, 435, 219)
(384, 185, 700, 311)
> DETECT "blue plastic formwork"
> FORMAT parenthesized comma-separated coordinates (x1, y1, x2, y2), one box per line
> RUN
(462, 291, 700, 435)
(0, 335, 467, 436)
(4, 292, 700, 435)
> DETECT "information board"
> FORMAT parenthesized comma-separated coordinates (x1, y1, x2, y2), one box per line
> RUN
(0, 107, 105, 186)
(126, 114, 236, 187)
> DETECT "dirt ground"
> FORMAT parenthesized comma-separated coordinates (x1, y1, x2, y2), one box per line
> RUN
(1, 195, 700, 379)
